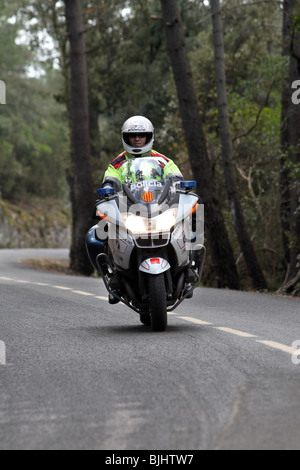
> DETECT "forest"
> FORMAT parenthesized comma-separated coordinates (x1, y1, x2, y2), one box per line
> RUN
(0, 0, 299, 295)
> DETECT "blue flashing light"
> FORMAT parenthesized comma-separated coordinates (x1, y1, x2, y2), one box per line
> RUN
(180, 181, 197, 189)
(97, 187, 115, 197)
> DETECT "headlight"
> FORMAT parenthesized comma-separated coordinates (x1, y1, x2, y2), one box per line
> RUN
(123, 214, 148, 234)
(155, 210, 177, 231)
(122, 209, 177, 234)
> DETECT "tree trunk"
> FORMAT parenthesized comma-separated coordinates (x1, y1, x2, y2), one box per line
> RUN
(160, 0, 240, 290)
(280, 0, 292, 268)
(65, 0, 95, 275)
(210, 0, 268, 291)
(280, 0, 300, 289)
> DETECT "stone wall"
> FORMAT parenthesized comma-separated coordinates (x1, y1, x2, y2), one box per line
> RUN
(0, 199, 71, 249)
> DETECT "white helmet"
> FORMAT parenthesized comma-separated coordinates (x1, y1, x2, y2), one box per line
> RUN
(122, 116, 154, 156)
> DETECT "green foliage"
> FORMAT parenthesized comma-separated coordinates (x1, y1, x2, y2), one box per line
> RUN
(0, 74, 69, 200)
(0, 2, 69, 201)
(82, 0, 174, 175)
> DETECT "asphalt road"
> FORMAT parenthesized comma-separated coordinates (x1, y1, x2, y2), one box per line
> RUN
(0, 249, 300, 450)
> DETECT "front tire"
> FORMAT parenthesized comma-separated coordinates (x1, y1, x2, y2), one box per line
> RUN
(148, 274, 167, 332)
(140, 313, 151, 326)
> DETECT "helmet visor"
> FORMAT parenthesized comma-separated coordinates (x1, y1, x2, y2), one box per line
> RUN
(123, 132, 153, 145)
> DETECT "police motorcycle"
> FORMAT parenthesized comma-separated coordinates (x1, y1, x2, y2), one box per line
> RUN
(86, 157, 206, 332)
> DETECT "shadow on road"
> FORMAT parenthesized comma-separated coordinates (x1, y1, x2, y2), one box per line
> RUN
(79, 323, 201, 337)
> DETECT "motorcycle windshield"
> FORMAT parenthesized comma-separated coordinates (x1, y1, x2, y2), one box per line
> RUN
(122, 157, 167, 205)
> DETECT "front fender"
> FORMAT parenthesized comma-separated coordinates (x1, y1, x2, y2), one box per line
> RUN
(139, 257, 171, 275)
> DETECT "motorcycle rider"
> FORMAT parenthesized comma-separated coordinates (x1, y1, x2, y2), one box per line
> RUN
(102, 115, 183, 191)
(86, 116, 184, 304)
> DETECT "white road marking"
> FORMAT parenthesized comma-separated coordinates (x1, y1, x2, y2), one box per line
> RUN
(214, 327, 257, 338)
(0, 341, 6, 365)
(52, 285, 72, 291)
(178, 316, 213, 325)
(72, 290, 95, 297)
(256, 340, 298, 355)
(3, 274, 299, 361)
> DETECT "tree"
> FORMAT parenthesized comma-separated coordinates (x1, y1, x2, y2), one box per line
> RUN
(65, 0, 94, 275)
(160, 0, 240, 289)
(279, 0, 300, 294)
(210, 0, 267, 290)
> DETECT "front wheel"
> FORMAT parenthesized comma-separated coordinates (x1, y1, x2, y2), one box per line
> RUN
(148, 274, 167, 332)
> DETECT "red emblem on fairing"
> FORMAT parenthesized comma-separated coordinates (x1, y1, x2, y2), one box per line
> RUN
(143, 191, 154, 203)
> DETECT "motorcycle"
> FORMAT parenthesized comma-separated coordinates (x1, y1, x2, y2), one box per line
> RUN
(86, 157, 206, 332)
